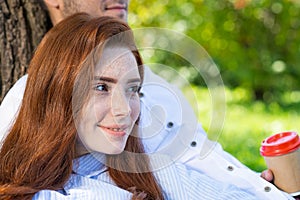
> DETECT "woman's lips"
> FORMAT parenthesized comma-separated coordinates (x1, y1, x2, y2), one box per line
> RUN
(99, 126, 127, 137)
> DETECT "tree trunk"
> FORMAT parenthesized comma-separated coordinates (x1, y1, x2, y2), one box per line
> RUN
(0, 0, 52, 103)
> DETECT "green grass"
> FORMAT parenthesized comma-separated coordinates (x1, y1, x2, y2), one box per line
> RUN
(182, 86, 300, 172)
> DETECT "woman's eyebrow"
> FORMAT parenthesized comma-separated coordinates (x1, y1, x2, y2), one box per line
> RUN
(93, 76, 117, 83)
(127, 78, 141, 83)
(94, 76, 141, 84)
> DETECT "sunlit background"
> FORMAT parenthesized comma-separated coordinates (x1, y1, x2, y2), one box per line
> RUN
(129, 0, 300, 171)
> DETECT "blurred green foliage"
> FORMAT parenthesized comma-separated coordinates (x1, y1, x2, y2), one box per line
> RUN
(182, 86, 300, 171)
(129, 0, 300, 171)
(129, 0, 300, 105)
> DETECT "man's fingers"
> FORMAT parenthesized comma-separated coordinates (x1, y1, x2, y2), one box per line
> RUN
(261, 169, 274, 182)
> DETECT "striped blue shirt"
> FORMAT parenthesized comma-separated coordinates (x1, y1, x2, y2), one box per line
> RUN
(32, 153, 259, 200)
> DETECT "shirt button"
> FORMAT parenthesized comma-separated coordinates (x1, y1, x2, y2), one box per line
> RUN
(190, 141, 197, 147)
(167, 122, 174, 128)
(139, 92, 144, 97)
(264, 186, 271, 192)
(227, 166, 234, 171)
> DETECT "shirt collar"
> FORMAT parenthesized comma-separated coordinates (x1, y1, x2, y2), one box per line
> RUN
(72, 152, 107, 177)
(61, 153, 108, 195)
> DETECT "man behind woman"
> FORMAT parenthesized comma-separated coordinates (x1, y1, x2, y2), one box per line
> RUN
(0, 13, 260, 199)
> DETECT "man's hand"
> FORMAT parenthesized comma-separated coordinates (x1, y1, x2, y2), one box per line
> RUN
(260, 169, 274, 183)
(261, 170, 300, 200)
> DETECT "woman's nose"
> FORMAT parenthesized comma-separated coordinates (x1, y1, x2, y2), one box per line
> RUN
(111, 90, 131, 117)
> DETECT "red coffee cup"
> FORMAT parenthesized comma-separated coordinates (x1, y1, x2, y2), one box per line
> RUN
(260, 131, 300, 194)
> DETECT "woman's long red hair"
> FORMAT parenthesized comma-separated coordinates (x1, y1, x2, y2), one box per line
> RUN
(0, 13, 164, 200)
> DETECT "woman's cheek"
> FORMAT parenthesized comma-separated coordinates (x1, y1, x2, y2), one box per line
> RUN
(130, 98, 140, 121)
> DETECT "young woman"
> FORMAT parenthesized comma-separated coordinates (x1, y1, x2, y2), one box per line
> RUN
(0, 13, 258, 200)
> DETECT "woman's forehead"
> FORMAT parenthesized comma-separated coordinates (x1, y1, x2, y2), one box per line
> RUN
(94, 47, 139, 78)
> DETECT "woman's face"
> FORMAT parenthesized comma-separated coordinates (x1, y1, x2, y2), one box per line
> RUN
(76, 47, 141, 155)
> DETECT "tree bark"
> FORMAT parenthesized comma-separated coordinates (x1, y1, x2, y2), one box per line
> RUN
(0, 0, 52, 103)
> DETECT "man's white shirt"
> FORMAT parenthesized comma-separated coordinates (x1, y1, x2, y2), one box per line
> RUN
(0, 67, 294, 199)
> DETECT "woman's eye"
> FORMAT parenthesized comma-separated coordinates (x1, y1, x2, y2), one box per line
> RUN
(94, 84, 108, 92)
(128, 85, 141, 93)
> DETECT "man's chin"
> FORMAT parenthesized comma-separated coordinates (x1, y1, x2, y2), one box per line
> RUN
(105, 11, 127, 21)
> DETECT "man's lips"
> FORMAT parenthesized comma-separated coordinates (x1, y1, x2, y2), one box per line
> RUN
(105, 4, 127, 11)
